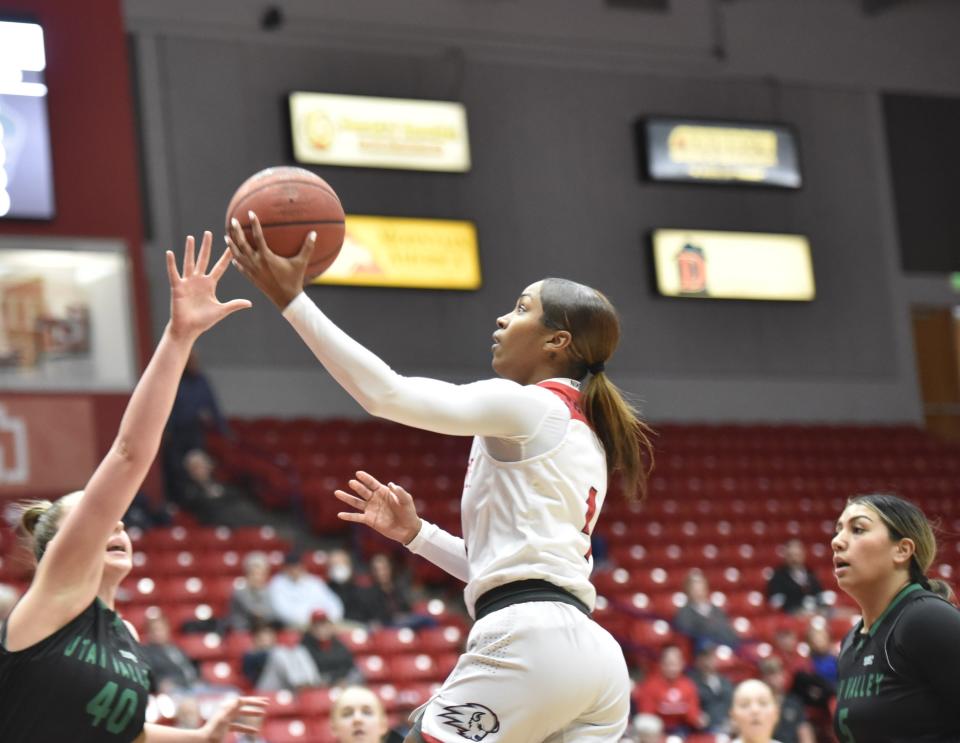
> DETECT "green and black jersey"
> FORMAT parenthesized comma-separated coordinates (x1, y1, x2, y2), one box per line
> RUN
(0, 598, 152, 743)
(835, 583, 960, 743)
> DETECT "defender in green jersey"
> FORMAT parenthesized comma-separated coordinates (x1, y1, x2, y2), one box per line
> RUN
(0, 234, 265, 742)
(832, 494, 960, 743)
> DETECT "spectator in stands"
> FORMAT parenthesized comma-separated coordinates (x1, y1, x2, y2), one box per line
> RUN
(368, 552, 419, 627)
(770, 622, 812, 692)
(267, 550, 344, 629)
(688, 642, 733, 733)
(674, 568, 740, 649)
(123, 489, 174, 531)
(241, 621, 321, 691)
(301, 609, 361, 685)
(757, 657, 815, 743)
(241, 622, 273, 687)
(805, 623, 838, 690)
(177, 448, 242, 525)
(634, 644, 704, 736)
(729, 679, 780, 743)
(140, 614, 201, 693)
(0, 583, 19, 621)
(789, 623, 836, 717)
(326, 548, 381, 625)
(228, 551, 281, 631)
(766, 539, 825, 615)
(163, 350, 228, 501)
(329, 686, 391, 743)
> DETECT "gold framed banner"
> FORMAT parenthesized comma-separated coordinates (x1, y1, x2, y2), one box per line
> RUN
(312, 216, 481, 290)
(290, 92, 470, 172)
(642, 118, 802, 189)
(652, 229, 815, 301)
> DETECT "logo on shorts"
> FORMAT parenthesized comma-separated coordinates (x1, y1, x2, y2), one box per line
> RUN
(439, 703, 501, 741)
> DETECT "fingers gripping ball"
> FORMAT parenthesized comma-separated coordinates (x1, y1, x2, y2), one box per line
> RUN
(225, 166, 345, 279)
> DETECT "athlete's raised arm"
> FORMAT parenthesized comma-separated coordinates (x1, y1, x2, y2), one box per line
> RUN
(228, 215, 556, 439)
(13, 234, 250, 634)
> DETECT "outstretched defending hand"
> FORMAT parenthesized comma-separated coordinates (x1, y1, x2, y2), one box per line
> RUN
(227, 211, 312, 310)
(167, 231, 251, 341)
(335, 470, 423, 546)
(198, 695, 269, 743)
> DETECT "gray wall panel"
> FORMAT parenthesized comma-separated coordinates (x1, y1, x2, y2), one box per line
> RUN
(129, 0, 960, 422)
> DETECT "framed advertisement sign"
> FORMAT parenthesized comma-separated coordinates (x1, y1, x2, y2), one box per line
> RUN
(0, 237, 136, 391)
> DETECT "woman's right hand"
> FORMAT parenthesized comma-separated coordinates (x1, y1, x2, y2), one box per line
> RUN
(167, 231, 252, 342)
(227, 211, 312, 310)
(335, 471, 422, 545)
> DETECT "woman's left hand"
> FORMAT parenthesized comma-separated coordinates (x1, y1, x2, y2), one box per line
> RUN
(198, 696, 269, 742)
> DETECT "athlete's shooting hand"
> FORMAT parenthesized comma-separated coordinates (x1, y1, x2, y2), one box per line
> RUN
(167, 231, 252, 342)
(198, 695, 269, 742)
(335, 470, 422, 545)
(227, 211, 311, 311)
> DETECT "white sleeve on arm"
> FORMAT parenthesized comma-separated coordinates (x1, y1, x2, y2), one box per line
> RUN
(282, 292, 552, 438)
(405, 519, 469, 583)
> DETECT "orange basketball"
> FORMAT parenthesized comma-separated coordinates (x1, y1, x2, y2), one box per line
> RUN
(225, 166, 345, 279)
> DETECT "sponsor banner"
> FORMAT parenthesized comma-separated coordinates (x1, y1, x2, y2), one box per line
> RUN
(0, 396, 96, 496)
(652, 229, 815, 301)
(313, 216, 481, 290)
(290, 92, 470, 172)
(643, 118, 802, 188)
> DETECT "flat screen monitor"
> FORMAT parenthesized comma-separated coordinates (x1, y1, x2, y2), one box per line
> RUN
(0, 18, 55, 220)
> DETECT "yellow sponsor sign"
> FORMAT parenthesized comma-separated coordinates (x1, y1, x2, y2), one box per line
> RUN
(667, 125, 779, 168)
(644, 118, 802, 188)
(290, 92, 471, 172)
(652, 229, 815, 301)
(312, 216, 481, 290)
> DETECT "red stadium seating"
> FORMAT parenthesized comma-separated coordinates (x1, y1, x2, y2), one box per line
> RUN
(48, 418, 953, 716)
(260, 718, 320, 743)
(354, 654, 391, 683)
(389, 653, 447, 683)
(369, 627, 418, 656)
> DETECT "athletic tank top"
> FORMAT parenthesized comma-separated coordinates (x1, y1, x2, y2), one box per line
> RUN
(0, 598, 152, 743)
(834, 583, 960, 743)
(460, 379, 608, 615)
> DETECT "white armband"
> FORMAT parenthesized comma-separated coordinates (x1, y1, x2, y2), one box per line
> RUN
(406, 519, 469, 584)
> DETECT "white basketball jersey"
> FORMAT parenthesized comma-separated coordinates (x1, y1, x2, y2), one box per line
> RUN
(460, 379, 608, 616)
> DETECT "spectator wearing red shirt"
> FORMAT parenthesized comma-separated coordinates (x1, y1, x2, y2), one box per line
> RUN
(634, 644, 704, 736)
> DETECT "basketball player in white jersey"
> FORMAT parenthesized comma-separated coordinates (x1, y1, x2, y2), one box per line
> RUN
(228, 215, 654, 743)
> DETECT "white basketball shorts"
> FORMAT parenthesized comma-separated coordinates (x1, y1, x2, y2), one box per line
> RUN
(418, 601, 629, 743)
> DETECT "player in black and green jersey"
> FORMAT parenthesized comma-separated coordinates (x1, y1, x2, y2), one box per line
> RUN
(832, 493, 960, 743)
(0, 234, 267, 743)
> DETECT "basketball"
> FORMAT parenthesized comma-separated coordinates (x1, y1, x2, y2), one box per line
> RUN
(225, 166, 345, 279)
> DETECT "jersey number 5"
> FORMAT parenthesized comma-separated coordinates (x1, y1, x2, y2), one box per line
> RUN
(837, 708, 856, 743)
(582, 487, 598, 560)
